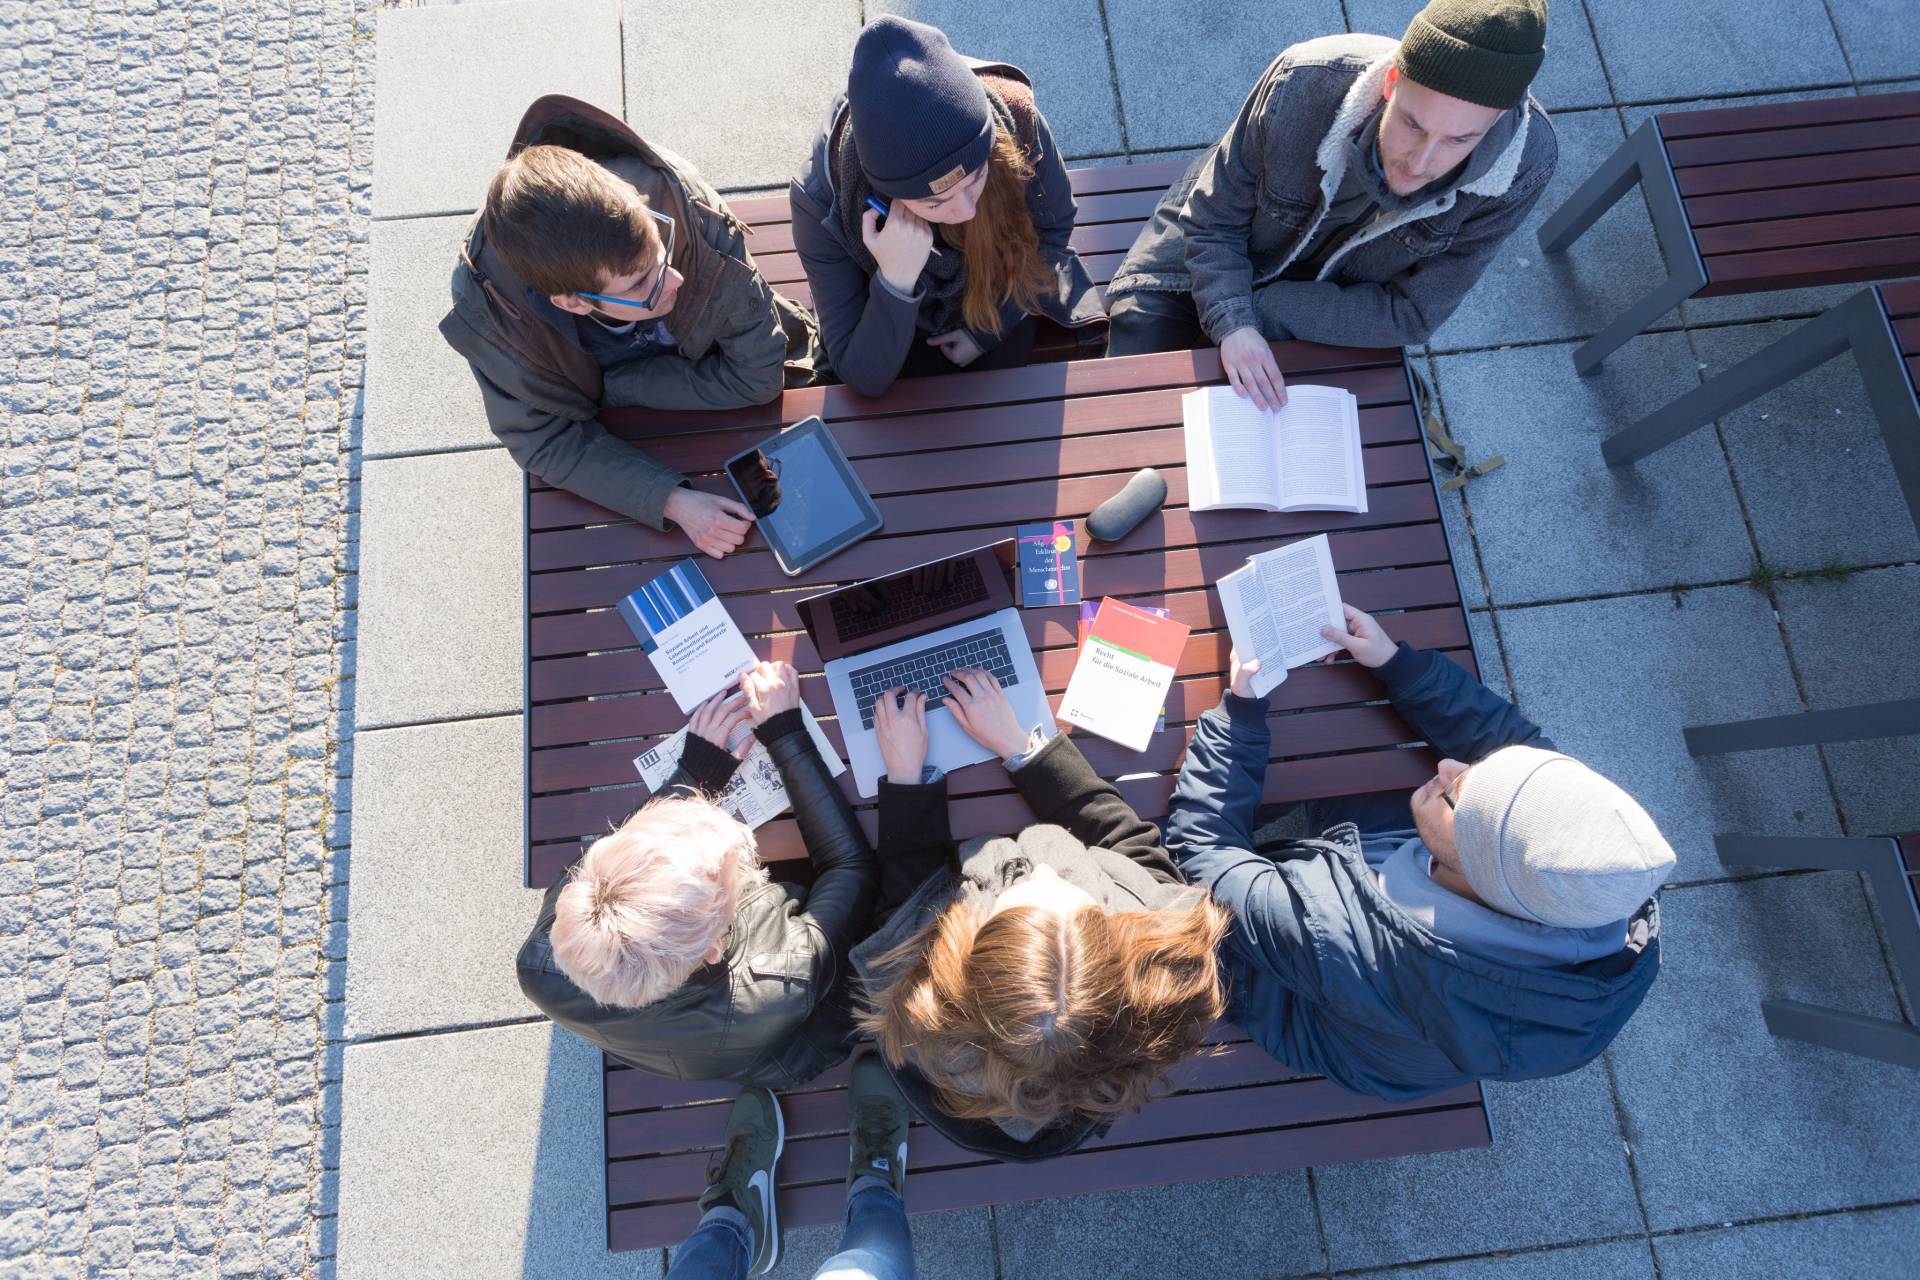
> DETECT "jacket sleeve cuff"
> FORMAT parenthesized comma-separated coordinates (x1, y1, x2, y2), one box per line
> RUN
(874, 273, 923, 304)
(645, 477, 691, 533)
(1218, 690, 1271, 725)
(1006, 731, 1097, 811)
(1372, 642, 1430, 694)
(676, 733, 740, 793)
(753, 707, 808, 746)
(1199, 295, 1259, 345)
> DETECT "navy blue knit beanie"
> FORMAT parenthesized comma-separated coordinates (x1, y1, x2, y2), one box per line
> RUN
(847, 16, 995, 199)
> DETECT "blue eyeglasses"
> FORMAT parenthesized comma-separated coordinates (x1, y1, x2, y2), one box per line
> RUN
(574, 207, 676, 313)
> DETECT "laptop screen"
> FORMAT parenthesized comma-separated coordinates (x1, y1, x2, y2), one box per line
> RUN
(800, 540, 1016, 662)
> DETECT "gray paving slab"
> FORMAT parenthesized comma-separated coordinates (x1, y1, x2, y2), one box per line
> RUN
(1616, 89, 1865, 328)
(672, 1208, 993, 1280)
(995, 1170, 1321, 1280)
(1774, 566, 1920, 838)
(1431, 111, 1669, 354)
(623, 0, 859, 194)
(338, 1022, 662, 1280)
(356, 449, 524, 729)
(1607, 874, 1920, 1230)
(1433, 335, 1754, 606)
(1315, 1061, 1641, 1270)
(1497, 586, 1839, 883)
(367, 214, 494, 459)
(1468, 608, 1510, 702)
(1654, 1204, 1920, 1278)
(1826, 0, 1920, 83)
(1687, 320, 1920, 575)
(345, 715, 536, 1040)
(1369, 1239, 1658, 1280)
(1861, 78, 1920, 93)
(1343, 0, 1612, 111)
(1105, 0, 1346, 153)
(372, 0, 625, 218)
(867, 0, 1123, 159)
(1583, 0, 1851, 103)
(1437, 482, 1489, 612)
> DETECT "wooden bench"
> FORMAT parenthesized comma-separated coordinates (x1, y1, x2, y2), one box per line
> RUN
(1538, 90, 1920, 374)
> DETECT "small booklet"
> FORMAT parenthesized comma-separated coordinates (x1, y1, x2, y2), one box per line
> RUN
(1216, 533, 1346, 700)
(618, 561, 844, 823)
(1182, 384, 1368, 513)
(1057, 597, 1191, 752)
(1076, 600, 1167, 733)
(1016, 520, 1081, 607)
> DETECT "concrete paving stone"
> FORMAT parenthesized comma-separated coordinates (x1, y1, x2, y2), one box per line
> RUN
(1583, 0, 1851, 103)
(995, 1170, 1321, 1280)
(1615, 89, 1865, 328)
(1497, 586, 1839, 883)
(344, 715, 534, 1040)
(1655, 1204, 1920, 1278)
(366, 215, 493, 459)
(337, 1022, 663, 1280)
(1433, 335, 1754, 606)
(623, 0, 859, 194)
(1432, 110, 1670, 353)
(1467, 608, 1510, 702)
(1315, 1060, 1640, 1270)
(1369, 1239, 1657, 1280)
(1436, 482, 1488, 612)
(1105, 0, 1346, 153)
(868, 0, 1123, 159)
(1826, 0, 1920, 83)
(355, 449, 523, 729)
(1687, 320, 1920, 575)
(670, 1206, 993, 1280)
(1607, 874, 1920, 1230)
(372, 0, 626, 218)
(1860, 79, 1920, 94)
(1344, 0, 1612, 112)
(1773, 566, 1920, 838)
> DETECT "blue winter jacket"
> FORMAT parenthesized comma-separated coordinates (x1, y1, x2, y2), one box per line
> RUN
(1167, 644, 1661, 1101)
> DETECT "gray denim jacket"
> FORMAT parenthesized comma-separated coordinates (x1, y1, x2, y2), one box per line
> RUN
(1107, 33, 1557, 348)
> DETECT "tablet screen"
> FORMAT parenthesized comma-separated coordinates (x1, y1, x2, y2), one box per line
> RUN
(727, 420, 879, 573)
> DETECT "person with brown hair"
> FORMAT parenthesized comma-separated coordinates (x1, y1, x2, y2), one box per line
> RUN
(789, 16, 1106, 397)
(850, 669, 1227, 1160)
(442, 97, 830, 559)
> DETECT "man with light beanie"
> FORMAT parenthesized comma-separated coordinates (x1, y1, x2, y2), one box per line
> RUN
(1107, 0, 1556, 409)
(1166, 605, 1673, 1101)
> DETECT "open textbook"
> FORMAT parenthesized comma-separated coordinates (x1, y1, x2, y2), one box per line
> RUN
(619, 560, 844, 828)
(1182, 384, 1368, 513)
(1216, 533, 1346, 699)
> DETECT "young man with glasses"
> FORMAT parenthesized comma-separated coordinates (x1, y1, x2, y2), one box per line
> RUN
(1164, 605, 1675, 1101)
(441, 96, 829, 558)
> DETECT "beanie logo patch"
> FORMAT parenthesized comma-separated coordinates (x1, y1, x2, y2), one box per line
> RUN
(928, 164, 966, 194)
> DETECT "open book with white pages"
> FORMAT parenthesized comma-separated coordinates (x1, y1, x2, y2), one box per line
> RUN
(1182, 384, 1368, 514)
(1215, 533, 1346, 699)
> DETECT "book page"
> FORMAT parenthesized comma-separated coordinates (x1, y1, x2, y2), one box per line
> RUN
(1251, 534, 1345, 667)
(1273, 385, 1364, 511)
(1217, 561, 1288, 698)
(1191, 387, 1281, 508)
(1180, 390, 1217, 510)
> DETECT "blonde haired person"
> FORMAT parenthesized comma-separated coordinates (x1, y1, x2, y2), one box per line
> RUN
(789, 16, 1106, 397)
(851, 669, 1227, 1159)
(517, 662, 878, 1087)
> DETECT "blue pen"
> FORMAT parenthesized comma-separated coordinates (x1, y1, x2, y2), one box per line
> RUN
(863, 195, 942, 256)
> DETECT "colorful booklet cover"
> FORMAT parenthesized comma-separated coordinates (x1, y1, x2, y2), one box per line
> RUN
(1016, 520, 1081, 607)
(1057, 597, 1191, 752)
(1076, 601, 1167, 733)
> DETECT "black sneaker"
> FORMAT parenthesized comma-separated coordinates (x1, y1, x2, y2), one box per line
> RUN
(846, 1051, 909, 1201)
(698, 1086, 785, 1275)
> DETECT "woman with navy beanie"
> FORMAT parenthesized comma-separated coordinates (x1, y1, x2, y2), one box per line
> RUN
(789, 16, 1105, 396)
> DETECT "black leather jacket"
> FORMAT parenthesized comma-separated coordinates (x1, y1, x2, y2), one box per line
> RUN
(516, 708, 877, 1087)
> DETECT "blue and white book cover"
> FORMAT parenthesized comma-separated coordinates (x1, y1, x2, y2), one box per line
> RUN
(617, 561, 757, 714)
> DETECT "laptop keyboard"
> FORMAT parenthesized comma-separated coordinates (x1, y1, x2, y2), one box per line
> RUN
(849, 629, 1019, 729)
(830, 557, 989, 642)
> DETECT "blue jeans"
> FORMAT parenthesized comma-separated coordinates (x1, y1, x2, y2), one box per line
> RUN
(665, 1182, 915, 1280)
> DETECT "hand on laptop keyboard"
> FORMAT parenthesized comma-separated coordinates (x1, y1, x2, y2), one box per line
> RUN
(850, 629, 1018, 729)
(940, 668, 1031, 760)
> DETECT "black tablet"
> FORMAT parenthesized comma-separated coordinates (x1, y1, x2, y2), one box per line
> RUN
(725, 417, 883, 577)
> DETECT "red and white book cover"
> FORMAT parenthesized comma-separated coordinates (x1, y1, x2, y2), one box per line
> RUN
(1058, 597, 1191, 752)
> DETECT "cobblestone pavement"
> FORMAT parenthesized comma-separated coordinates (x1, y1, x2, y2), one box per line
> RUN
(0, 1, 376, 1276)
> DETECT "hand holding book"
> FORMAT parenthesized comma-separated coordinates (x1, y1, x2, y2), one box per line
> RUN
(1318, 605, 1398, 669)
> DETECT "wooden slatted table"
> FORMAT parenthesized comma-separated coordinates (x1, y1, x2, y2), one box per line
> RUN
(1539, 89, 1920, 374)
(522, 334, 1496, 1249)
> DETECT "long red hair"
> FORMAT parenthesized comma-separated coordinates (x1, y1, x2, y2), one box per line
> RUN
(940, 129, 1055, 337)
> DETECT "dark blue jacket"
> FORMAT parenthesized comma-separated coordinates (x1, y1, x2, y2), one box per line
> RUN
(1167, 644, 1661, 1101)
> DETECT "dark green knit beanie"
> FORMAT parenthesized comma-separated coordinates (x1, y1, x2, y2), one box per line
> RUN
(1396, 0, 1547, 110)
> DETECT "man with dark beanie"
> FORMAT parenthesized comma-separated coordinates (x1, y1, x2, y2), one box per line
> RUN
(1106, 0, 1556, 407)
(790, 16, 1104, 396)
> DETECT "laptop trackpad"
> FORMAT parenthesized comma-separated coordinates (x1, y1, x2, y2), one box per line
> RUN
(926, 705, 995, 774)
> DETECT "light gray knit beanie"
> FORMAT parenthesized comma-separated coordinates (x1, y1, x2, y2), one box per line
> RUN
(1450, 745, 1674, 928)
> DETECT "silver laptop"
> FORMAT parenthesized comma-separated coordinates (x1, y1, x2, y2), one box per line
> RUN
(798, 540, 1052, 797)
